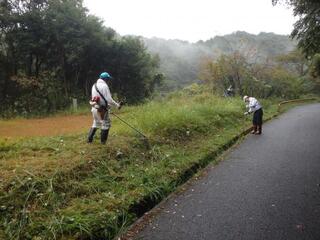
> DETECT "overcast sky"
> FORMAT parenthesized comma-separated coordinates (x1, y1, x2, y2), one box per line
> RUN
(83, 0, 295, 43)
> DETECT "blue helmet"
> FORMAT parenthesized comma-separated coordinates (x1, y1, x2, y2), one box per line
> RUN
(100, 72, 112, 80)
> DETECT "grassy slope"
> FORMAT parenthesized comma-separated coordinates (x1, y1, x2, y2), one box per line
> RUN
(0, 92, 279, 239)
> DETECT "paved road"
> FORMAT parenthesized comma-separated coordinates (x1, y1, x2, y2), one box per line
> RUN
(133, 104, 320, 240)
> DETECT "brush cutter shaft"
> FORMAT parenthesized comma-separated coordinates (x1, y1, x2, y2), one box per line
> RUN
(111, 112, 148, 139)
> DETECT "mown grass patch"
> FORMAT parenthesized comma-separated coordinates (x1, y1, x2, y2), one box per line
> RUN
(0, 93, 281, 240)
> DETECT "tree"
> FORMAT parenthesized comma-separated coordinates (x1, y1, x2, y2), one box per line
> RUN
(199, 52, 311, 99)
(272, 0, 320, 56)
(111, 36, 161, 103)
(276, 49, 309, 76)
(309, 53, 320, 92)
(199, 52, 249, 95)
(0, 0, 160, 116)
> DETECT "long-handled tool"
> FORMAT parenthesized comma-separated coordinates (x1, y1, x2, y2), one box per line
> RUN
(111, 112, 150, 148)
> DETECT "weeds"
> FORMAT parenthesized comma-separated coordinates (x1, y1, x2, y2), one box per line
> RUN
(0, 92, 282, 240)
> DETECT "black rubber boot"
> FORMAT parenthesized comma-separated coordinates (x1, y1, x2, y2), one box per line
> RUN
(101, 129, 109, 144)
(256, 125, 262, 135)
(251, 125, 257, 134)
(87, 128, 97, 143)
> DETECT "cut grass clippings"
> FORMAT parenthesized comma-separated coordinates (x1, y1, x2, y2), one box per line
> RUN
(0, 93, 284, 239)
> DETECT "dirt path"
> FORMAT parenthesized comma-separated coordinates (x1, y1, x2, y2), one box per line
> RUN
(0, 114, 92, 138)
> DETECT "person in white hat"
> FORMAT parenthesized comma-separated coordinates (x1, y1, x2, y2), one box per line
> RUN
(243, 95, 263, 134)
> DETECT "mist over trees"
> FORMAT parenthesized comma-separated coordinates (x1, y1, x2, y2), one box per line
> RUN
(143, 32, 296, 89)
(270, 0, 320, 94)
(198, 50, 316, 99)
(0, 0, 161, 116)
(272, 0, 320, 57)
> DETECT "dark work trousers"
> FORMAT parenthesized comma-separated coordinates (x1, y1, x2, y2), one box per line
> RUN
(253, 108, 263, 126)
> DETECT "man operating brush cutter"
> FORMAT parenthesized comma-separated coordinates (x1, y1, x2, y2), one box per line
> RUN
(87, 72, 123, 144)
(243, 95, 263, 135)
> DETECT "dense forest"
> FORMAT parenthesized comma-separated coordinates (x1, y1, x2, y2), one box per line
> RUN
(0, 0, 162, 116)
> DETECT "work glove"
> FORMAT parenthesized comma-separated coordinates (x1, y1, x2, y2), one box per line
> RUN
(244, 112, 249, 115)
(118, 101, 124, 110)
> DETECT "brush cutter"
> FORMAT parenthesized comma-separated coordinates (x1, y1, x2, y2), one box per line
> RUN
(111, 112, 150, 149)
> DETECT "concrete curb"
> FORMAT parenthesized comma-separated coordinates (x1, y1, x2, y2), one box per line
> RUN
(278, 98, 317, 112)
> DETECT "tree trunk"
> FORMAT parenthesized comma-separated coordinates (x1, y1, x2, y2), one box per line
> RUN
(27, 53, 33, 76)
(35, 56, 41, 78)
(60, 48, 69, 99)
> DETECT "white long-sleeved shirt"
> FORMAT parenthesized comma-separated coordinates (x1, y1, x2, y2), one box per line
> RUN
(246, 97, 262, 113)
(91, 79, 119, 108)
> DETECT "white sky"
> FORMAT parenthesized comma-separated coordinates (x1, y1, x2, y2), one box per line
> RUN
(83, 0, 295, 43)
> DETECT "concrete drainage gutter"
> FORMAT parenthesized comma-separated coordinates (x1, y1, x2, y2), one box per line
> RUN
(277, 98, 317, 112)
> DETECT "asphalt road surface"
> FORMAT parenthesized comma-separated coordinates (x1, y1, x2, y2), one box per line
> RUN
(133, 103, 320, 240)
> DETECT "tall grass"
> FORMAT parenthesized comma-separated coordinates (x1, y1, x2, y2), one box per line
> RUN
(113, 93, 244, 140)
(0, 91, 280, 240)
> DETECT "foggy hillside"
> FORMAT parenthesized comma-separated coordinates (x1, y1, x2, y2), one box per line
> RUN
(143, 31, 296, 89)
